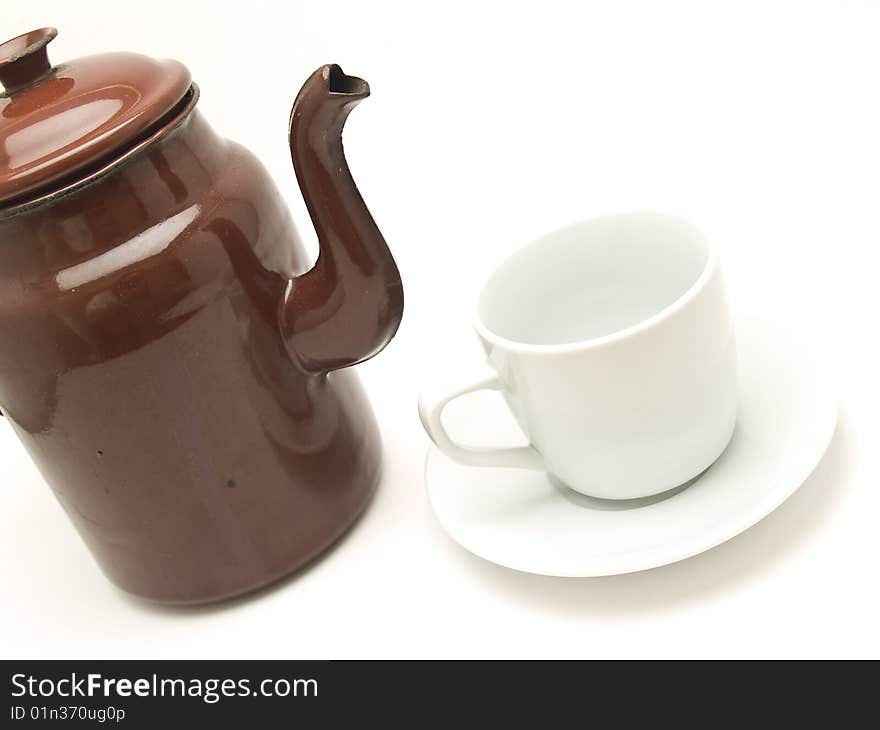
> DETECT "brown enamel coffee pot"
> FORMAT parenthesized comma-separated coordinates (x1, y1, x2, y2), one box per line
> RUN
(0, 28, 403, 603)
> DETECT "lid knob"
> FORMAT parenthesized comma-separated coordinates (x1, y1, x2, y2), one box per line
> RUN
(0, 27, 58, 95)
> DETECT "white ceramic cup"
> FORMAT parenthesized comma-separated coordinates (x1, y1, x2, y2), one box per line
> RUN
(419, 213, 737, 499)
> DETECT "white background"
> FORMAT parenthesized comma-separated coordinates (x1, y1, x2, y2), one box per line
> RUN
(1, 0, 878, 659)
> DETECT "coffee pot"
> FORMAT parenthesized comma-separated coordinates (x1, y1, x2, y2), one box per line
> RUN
(0, 28, 403, 603)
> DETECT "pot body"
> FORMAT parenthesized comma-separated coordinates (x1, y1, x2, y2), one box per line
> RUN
(0, 110, 381, 604)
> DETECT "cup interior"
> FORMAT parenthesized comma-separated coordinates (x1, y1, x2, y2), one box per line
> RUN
(477, 213, 711, 347)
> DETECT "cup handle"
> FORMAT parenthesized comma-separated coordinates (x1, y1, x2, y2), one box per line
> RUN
(418, 364, 545, 470)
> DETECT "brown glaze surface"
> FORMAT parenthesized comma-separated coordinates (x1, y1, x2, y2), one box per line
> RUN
(0, 29, 191, 205)
(0, 46, 402, 604)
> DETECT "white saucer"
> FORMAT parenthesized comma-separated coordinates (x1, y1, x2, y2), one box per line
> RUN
(425, 314, 837, 577)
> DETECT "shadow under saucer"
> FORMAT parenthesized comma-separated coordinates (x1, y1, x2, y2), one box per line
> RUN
(438, 411, 852, 619)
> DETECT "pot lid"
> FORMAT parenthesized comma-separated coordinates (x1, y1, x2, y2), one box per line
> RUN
(0, 27, 191, 206)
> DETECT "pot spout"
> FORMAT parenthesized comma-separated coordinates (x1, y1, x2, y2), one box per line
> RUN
(279, 64, 403, 374)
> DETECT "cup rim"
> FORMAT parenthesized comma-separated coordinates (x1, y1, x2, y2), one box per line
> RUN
(472, 211, 719, 354)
